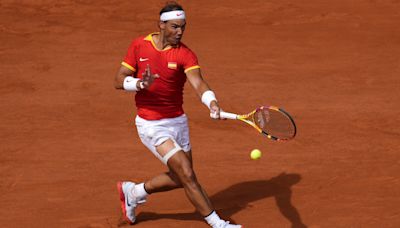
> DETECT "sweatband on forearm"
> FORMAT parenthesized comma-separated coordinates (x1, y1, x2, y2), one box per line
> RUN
(123, 76, 140, 91)
(201, 90, 217, 109)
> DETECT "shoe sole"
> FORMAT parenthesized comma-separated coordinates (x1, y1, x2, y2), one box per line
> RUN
(117, 182, 134, 225)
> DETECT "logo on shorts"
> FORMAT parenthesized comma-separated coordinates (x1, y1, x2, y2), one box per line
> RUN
(177, 13, 183, 16)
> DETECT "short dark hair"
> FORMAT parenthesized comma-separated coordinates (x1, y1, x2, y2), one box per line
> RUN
(159, 1, 184, 15)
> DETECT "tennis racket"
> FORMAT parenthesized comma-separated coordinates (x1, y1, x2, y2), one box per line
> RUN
(220, 106, 297, 141)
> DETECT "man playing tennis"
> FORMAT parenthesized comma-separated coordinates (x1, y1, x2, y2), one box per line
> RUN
(114, 2, 241, 228)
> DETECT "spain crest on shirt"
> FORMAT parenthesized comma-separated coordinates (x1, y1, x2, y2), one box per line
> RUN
(168, 62, 177, 70)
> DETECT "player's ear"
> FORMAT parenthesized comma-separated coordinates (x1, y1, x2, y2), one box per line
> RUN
(159, 21, 166, 30)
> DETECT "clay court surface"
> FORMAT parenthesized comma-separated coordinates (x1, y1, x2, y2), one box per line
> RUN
(1, 0, 400, 227)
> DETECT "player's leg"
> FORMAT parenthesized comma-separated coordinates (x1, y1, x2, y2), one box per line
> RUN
(116, 140, 188, 224)
(154, 139, 213, 215)
(119, 115, 241, 227)
(143, 148, 214, 210)
(143, 150, 192, 193)
(119, 138, 212, 216)
(154, 139, 241, 227)
(168, 152, 213, 215)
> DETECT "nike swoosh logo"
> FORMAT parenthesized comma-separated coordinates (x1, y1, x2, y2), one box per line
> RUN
(126, 195, 132, 207)
(177, 13, 183, 16)
(139, 58, 149, 62)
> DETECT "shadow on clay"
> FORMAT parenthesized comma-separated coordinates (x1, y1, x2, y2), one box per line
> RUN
(134, 172, 307, 228)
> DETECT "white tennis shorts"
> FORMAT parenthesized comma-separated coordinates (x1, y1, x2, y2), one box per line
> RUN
(135, 114, 191, 164)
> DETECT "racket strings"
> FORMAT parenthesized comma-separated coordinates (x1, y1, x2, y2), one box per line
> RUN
(254, 108, 296, 139)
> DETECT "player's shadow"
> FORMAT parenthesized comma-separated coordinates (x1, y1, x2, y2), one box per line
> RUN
(136, 172, 307, 228)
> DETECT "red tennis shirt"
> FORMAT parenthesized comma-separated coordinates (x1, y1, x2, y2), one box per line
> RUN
(122, 33, 200, 120)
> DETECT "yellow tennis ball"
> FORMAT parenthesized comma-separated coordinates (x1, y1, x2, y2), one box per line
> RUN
(250, 149, 262, 160)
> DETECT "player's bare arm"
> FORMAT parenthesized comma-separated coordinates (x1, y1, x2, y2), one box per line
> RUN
(186, 68, 221, 118)
(114, 65, 136, 89)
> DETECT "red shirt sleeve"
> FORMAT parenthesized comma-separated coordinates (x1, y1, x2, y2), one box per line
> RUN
(122, 39, 138, 72)
(181, 48, 200, 73)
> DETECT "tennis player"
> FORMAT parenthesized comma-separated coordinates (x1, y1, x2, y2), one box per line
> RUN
(114, 2, 241, 228)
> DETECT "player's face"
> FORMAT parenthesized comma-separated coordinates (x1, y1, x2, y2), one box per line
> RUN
(162, 19, 186, 45)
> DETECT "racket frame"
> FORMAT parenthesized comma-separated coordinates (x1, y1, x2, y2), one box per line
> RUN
(220, 106, 296, 141)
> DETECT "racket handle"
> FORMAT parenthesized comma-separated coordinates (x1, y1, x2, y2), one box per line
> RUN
(220, 111, 238, 120)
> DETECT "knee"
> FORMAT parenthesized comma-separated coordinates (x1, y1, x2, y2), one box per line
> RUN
(182, 166, 196, 182)
(168, 152, 197, 187)
(178, 165, 197, 186)
(167, 172, 184, 189)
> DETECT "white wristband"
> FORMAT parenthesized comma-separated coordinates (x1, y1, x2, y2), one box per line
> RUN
(201, 90, 217, 109)
(123, 76, 140, 91)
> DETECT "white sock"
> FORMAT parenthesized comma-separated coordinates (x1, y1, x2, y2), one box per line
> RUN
(204, 211, 223, 227)
(134, 183, 149, 199)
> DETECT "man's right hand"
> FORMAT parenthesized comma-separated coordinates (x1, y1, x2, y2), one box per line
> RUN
(210, 101, 226, 120)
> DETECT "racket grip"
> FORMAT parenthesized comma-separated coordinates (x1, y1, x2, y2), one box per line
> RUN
(220, 111, 238, 120)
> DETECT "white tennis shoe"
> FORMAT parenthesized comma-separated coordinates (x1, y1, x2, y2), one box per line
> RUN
(117, 181, 146, 224)
(213, 220, 242, 228)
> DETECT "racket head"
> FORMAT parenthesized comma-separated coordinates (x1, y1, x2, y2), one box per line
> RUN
(246, 106, 297, 141)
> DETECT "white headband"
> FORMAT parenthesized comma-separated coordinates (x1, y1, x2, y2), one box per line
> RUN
(160, 10, 186, 21)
